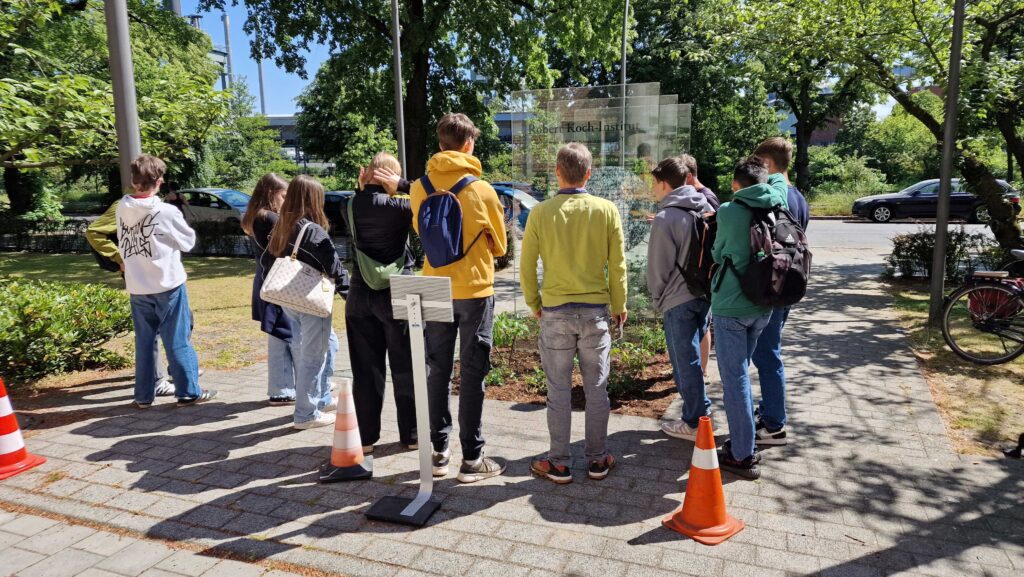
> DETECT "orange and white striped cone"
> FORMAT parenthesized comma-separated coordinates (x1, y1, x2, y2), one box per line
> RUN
(0, 377, 46, 481)
(662, 415, 744, 545)
(318, 378, 372, 483)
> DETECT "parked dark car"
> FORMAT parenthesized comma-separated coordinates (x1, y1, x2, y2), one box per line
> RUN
(324, 190, 355, 236)
(852, 179, 1021, 223)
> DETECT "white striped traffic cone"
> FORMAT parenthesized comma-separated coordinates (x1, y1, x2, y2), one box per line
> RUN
(0, 377, 46, 480)
(318, 378, 372, 482)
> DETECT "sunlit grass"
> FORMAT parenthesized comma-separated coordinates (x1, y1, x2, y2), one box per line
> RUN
(0, 252, 346, 376)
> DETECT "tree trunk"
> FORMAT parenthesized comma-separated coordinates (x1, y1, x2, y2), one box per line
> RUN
(995, 109, 1024, 181)
(106, 167, 122, 204)
(960, 152, 1023, 249)
(794, 121, 811, 193)
(403, 45, 431, 179)
(4, 167, 35, 215)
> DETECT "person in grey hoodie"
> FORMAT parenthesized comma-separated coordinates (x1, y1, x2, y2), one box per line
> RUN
(646, 157, 713, 442)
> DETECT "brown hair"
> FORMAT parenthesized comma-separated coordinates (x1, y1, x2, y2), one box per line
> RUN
(651, 157, 690, 189)
(369, 152, 402, 178)
(268, 175, 329, 258)
(678, 154, 699, 178)
(242, 173, 288, 236)
(556, 143, 593, 185)
(753, 137, 793, 171)
(437, 113, 481, 151)
(131, 155, 166, 191)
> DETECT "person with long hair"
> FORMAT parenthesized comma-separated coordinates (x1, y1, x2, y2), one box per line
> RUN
(268, 175, 348, 429)
(344, 152, 417, 454)
(243, 173, 297, 406)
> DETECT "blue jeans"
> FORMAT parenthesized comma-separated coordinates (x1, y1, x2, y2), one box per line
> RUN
(752, 307, 790, 430)
(664, 299, 711, 428)
(714, 312, 771, 461)
(267, 334, 296, 399)
(130, 284, 201, 403)
(282, 308, 339, 424)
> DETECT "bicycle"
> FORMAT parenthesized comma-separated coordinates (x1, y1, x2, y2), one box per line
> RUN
(941, 248, 1024, 365)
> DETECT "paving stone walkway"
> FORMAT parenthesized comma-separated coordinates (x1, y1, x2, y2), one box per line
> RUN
(2, 246, 1023, 577)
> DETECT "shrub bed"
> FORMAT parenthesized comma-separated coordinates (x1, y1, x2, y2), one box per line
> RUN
(0, 278, 132, 385)
(883, 226, 1001, 282)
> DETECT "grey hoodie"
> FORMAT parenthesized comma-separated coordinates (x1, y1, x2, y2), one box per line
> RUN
(646, 185, 713, 314)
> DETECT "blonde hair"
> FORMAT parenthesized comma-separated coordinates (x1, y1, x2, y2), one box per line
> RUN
(268, 175, 329, 258)
(369, 152, 402, 179)
(131, 155, 166, 191)
(556, 143, 592, 185)
(242, 173, 288, 236)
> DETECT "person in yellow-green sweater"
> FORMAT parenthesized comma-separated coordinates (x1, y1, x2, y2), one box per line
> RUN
(520, 142, 627, 484)
(409, 113, 508, 484)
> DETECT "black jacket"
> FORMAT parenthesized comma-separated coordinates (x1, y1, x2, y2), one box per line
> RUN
(343, 184, 414, 287)
(249, 211, 293, 341)
(278, 218, 350, 298)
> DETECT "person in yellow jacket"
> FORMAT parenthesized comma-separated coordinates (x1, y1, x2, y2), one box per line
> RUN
(85, 201, 176, 396)
(408, 113, 508, 483)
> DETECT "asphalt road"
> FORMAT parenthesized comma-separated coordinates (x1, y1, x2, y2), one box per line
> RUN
(807, 219, 991, 254)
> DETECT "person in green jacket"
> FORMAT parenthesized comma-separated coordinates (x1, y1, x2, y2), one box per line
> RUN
(520, 142, 627, 484)
(711, 156, 788, 480)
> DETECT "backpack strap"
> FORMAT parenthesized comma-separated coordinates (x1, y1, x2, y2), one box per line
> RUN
(449, 175, 478, 194)
(419, 175, 435, 195)
(345, 199, 360, 249)
(664, 206, 700, 278)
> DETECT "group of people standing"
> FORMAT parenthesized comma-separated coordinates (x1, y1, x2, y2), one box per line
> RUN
(107, 111, 807, 486)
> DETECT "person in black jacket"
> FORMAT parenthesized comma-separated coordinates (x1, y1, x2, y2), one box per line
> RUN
(268, 175, 348, 430)
(343, 153, 418, 453)
(242, 173, 297, 406)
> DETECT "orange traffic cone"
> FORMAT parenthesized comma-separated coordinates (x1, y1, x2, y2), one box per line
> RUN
(0, 377, 46, 480)
(662, 415, 743, 545)
(318, 378, 372, 483)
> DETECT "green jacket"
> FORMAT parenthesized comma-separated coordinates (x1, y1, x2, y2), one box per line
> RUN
(85, 201, 122, 266)
(711, 174, 789, 318)
(520, 192, 628, 314)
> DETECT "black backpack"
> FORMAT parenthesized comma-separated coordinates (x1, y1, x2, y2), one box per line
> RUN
(723, 199, 811, 307)
(668, 207, 717, 298)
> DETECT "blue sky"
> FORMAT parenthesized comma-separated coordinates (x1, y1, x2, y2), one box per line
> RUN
(181, 1, 329, 116)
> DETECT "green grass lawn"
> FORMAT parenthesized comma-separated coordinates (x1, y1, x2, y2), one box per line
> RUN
(0, 252, 347, 379)
(889, 281, 1024, 456)
(807, 191, 863, 217)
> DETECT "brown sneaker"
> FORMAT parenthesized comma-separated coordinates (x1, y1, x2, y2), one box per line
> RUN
(588, 454, 615, 480)
(530, 457, 572, 484)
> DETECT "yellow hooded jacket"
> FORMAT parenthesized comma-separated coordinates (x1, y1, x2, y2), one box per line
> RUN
(409, 151, 508, 300)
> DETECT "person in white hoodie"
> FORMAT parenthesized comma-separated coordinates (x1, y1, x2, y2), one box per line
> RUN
(116, 155, 216, 408)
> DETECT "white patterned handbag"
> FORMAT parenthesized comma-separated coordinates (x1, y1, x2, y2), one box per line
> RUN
(260, 222, 335, 318)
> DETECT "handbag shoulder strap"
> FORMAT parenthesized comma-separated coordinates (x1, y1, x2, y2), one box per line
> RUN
(291, 222, 313, 260)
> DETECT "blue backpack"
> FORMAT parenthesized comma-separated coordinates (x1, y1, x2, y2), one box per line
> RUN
(417, 175, 483, 268)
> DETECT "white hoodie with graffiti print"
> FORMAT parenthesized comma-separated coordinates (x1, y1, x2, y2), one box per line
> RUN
(116, 194, 196, 295)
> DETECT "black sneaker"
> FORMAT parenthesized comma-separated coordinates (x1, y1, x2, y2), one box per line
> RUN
(755, 418, 788, 446)
(717, 440, 761, 480)
(432, 448, 451, 477)
(133, 401, 152, 410)
(268, 396, 296, 406)
(457, 455, 507, 483)
(531, 457, 572, 484)
(177, 389, 218, 407)
(587, 454, 616, 481)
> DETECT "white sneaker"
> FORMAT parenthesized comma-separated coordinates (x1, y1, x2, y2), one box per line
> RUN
(322, 396, 338, 412)
(661, 420, 699, 441)
(154, 378, 174, 396)
(293, 413, 336, 430)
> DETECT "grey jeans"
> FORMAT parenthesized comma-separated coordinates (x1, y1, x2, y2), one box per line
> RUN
(539, 305, 611, 467)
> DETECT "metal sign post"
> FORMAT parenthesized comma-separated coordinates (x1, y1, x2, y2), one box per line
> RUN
(365, 275, 452, 527)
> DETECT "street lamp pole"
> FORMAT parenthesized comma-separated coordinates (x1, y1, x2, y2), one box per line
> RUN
(928, 0, 967, 327)
(619, 0, 629, 166)
(103, 0, 142, 192)
(390, 0, 407, 175)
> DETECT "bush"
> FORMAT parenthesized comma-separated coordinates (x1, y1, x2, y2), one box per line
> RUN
(884, 226, 996, 282)
(807, 146, 890, 196)
(625, 322, 667, 355)
(607, 342, 649, 398)
(0, 278, 133, 385)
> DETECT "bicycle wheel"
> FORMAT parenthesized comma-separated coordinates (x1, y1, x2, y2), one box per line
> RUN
(942, 283, 1024, 365)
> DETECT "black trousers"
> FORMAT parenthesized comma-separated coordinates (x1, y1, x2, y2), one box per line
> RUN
(345, 281, 417, 446)
(425, 296, 494, 461)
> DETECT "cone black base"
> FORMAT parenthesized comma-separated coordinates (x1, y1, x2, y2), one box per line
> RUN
(365, 496, 441, 527)
(318, 455, 373, 483)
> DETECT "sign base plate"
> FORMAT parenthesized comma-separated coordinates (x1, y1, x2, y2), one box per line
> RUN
(365, 496, 441, 527)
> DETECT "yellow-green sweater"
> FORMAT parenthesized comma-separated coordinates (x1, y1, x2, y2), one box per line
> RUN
(520, 192, 628, 314)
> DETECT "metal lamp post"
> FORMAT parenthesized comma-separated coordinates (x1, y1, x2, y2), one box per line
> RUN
(391, 0, 407, 175)
(104, 0, 142, 192)
(928, 0, 967, 327)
